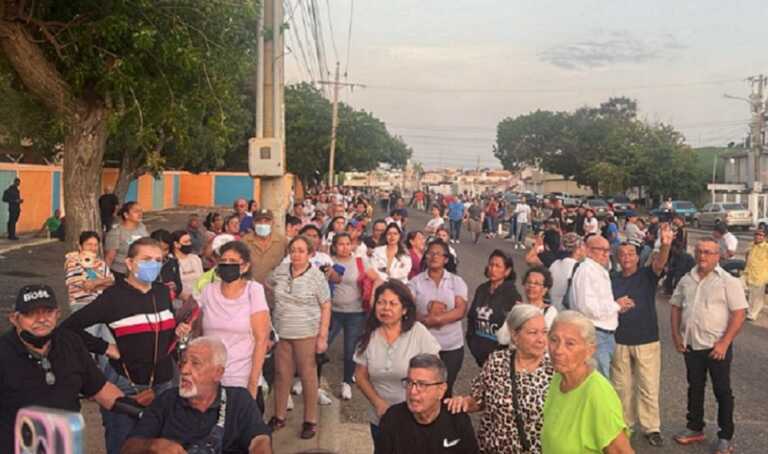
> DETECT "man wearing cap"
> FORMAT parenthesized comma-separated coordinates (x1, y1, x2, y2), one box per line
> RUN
(242, 209, 287, 290)
(548, 232, 585, 310)
(0, 285, 124, 453)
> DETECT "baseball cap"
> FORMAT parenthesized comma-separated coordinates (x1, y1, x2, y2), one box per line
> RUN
(212, 234, 236, 255)
(15, 285, 58, 313)
(562, 232, 583, 251)
(253, 209, 274, 221)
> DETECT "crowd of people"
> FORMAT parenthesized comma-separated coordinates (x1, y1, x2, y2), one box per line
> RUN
(0, 185, 761, 454)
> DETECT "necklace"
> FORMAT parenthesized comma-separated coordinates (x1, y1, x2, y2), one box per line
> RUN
(515, 354, 540, 373)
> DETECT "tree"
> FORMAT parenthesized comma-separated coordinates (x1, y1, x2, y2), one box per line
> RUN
(0, 1, 259, 246)
(285, 83, 411, 184)
(494, 97, 707, 198)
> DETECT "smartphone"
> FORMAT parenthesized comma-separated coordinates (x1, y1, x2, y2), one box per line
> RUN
(15, 406, 84, 454)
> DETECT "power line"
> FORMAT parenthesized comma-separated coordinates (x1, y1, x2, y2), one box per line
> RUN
(344, 0, 354, 78)
(284, 0, 316, 82)
(324, 0, 339, 64)
(360, 78, 744, 94)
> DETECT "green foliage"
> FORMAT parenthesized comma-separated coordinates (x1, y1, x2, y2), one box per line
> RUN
(1, 0, 260, 172)
(494, 97, 708, 200)
(285, 83, 411, 183)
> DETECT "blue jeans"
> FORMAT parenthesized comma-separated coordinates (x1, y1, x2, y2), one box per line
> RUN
(100, 363, 173, 454)
(449, 219, 462, 240)
(370, 423, 382, 446)
(328, 311, 366, 384)
(595, 329, 616, 378)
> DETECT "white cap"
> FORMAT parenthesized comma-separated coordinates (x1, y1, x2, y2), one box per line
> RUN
(212, 234, 236, 255)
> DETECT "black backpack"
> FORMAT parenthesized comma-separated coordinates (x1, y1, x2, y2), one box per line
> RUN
(561, 261, 582, 310)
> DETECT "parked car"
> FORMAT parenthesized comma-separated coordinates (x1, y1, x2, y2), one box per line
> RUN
(650, 200, 698, 222)
(694, 202, 752, 230)
(608, 195, 633, 217)
(582, 198, 611, 219)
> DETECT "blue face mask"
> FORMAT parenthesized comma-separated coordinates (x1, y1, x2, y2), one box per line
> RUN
(254, 224, 272, 237)
(135, 260, 162, 283)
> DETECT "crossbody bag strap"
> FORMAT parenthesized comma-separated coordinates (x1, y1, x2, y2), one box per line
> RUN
(509, 350, 531, 452)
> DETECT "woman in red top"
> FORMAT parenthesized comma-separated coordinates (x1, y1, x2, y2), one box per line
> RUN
(406, 231, 426, 279)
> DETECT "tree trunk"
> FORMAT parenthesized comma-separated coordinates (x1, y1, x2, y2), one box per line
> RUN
(114, 151, 145, 204)
(62, 105, 108, 247)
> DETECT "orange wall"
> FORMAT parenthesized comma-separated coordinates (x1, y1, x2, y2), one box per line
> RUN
(137, 175, 154, 209)
(179, 174, 213, 206)
(163, 174, 175, 208)
(17, 170, 52, 232)
(101, 168, 118, 193)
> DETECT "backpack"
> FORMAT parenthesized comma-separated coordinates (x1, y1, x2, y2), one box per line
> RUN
(561, 261, 582, 310)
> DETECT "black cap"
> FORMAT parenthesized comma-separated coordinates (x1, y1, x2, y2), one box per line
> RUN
(15, 285, 58, 313)
(252, 209, 274, 221)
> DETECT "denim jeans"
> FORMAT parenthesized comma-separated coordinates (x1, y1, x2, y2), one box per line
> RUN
(594, 329, 616, 378)
(449, 219, 463, 240)
(328, 311, 366, 384)
(100, 363, 173, 454)
(515, 222, 529, 245)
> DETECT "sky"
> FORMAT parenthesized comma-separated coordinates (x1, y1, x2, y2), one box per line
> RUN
(283, 0, 768, 170)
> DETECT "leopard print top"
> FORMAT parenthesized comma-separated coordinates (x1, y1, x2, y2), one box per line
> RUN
(471, 349, 554, 454)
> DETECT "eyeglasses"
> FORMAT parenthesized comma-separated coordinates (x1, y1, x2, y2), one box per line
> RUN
(524, 281, 545, 287)
(589, 246, 611, 253)
(426, 252, 444, 257)
(401, 378, 444, 391)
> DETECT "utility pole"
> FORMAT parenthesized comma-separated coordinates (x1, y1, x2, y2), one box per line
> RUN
(318, 62, 364, 188)
(748, 74, 766, 192)
(252, 0, 287, 234)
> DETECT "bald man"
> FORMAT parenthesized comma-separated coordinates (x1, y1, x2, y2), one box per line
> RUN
(568, 235, 634, 377)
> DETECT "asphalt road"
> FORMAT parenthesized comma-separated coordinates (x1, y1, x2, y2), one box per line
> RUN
(1, 206, 766, 453)
(327, 208, 768, 453)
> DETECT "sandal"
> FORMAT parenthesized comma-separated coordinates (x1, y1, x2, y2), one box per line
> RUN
(268, 416, 286, 431)
(300, 421, 317, 439)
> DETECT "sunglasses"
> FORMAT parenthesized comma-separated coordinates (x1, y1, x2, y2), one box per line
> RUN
(30, 355, 56, 386)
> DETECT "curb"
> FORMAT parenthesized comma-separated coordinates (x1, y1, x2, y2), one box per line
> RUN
(0, 238, 58, 255)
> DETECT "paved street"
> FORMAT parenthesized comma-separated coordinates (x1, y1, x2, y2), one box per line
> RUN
(1, 206, 767, 453)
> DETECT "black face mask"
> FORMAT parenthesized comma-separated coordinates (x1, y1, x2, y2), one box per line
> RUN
(20, 330, 53, 349)
(217, 264, 243, 283)
(180, 245, 194, 255)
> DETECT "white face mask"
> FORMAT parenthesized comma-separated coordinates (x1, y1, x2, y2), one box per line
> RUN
(254, 224, 272, 237)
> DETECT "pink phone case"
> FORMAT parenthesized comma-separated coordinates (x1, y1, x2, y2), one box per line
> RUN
(15, 406, 84, 454)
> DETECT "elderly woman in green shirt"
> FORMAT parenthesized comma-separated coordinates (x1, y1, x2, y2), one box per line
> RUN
(542, 310, 634, 454)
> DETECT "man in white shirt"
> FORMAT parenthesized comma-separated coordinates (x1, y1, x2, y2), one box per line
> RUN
(568, 235, 634, 377)
(549, 232, 585, 310)
(512, 200, 532, 250)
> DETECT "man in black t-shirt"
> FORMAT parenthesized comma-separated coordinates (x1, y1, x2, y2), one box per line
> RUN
(0, 285, 123, 454)
(122, 337, 272, 454)
(377, 354, 478, 454)
(610, 224, 673, 448)
(99, 188, 120, 233)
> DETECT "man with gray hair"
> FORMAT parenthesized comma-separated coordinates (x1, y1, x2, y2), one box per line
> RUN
(122, 336, 272, 454)
(376, 354, 478, 454)
(568, 235, 634, 378)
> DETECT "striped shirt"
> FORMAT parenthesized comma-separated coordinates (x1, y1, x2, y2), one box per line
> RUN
(64, 251, 113, 306)
(61, 280, 177, 385)
(268, 262, 331, 339)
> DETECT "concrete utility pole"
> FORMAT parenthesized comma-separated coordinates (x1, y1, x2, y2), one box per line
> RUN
(748, 74, 766, 192)
(254, 0, 287, 234)
(317, 62, 364, 188)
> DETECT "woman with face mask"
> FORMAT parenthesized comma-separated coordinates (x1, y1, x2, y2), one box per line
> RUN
(171, 230, 203, 300)
(62, 237, 189, 454)
(195, 241, 271, 401)
(65, 230, 115, 311)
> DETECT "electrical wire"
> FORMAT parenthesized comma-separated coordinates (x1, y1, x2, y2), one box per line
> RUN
(344, 0, 354, 78)
(324, 0, 339, 65)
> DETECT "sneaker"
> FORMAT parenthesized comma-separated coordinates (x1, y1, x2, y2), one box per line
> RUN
(268, 416, 286, 431)
(291, 378, 303, 395)
(713, 438, 734, 454)
(300, 422, 317, 439)
(286, 395, 294, 411)
(673, 429, 705, 445)
(645, 432, 664, 447)
(318, 388, 333, 405)
(341, 382, 352, 400)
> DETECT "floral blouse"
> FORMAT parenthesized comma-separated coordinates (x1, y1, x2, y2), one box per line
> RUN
(471, 349, 554, 454)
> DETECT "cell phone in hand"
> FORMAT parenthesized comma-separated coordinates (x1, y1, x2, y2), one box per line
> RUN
(15, 407, 84, 454)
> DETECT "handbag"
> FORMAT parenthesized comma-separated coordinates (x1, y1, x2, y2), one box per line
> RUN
(124, 296, 160, 407)
(355, 257, 375, 312)
(509, 350, 532, 453)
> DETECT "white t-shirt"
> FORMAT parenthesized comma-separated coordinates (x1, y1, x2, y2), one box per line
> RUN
(424, 217, 444, 234)
(721, 232, 738, 256)
(583, 217, 599, 235)
(549, 257, 578, 311)
(514, 203, 532, 224)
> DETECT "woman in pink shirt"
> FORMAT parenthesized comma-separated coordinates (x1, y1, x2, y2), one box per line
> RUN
(197, 240, 271, 399)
